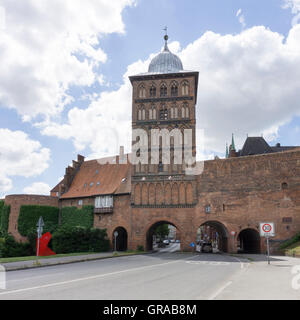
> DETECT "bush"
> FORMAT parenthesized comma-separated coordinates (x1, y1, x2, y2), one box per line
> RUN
(18, 205, 59, 237)
(0, 205, 10, 232)
(0, 234, 31, 258)
(52, 226, 110, 254)
(137, 245, 144, 252)
(0, 200, 4, 222)
(61, 206, 94, 228)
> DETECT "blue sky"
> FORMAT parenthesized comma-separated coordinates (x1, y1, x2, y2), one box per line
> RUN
(0, 0, 299, 197)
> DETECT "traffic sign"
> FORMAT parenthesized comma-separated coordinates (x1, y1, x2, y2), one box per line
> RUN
(260, 222, 275, 237)
(230, 231, 236, 236)
(190, 242, 195, 248)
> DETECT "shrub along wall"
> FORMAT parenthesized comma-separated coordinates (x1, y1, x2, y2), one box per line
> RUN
(18, 205, 59, 237)
(0, 204, 11, 233)
(61, 205, 94, 228)
(52, 226, 110, 254)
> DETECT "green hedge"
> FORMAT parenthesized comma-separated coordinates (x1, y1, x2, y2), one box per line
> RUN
(18, 205, 59, 237)
(61, 205, 94, 228)
(0, 234, 31, 258)
(279, 232, 300, 249)
(0, 200, 4, 229)
(52, 226, 110, 254)
(0, 205, 10, 232)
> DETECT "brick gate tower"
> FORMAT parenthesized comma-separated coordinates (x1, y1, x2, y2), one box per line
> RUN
(129, 33, 199, 250)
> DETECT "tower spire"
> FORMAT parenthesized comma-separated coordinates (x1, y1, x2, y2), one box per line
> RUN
(231, 133, 236, 151)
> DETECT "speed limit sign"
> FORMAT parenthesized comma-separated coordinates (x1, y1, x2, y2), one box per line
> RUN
(260, 222, 275, 237)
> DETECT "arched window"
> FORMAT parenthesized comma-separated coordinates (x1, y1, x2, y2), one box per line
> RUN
(138, 109, 142, 121)
(174, 107, 178, 118)
(149, 109, 153, 120)
(171, 82, 178, 96)
(185, 105, 189, 118)
(160, 83, 167, 97)
(153, 108, 157, 119)
(150, 85, 156, 97)
(182, 81, 189, 96)
(142, 109, 146, 120)
(139, 85, 146, 98)
(181, 107, 185, 118)
(170, 107, 174, 119)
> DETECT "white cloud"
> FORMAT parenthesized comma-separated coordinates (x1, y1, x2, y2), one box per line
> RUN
(236, 8, 246, 28)
(180, 25, 300, 152)
(283, 0, 300, 25)
(0, 0, 135, 120)
(40, 25, 300, 158)
(0, 129, 50, 193)
(23, 182, 51, 195)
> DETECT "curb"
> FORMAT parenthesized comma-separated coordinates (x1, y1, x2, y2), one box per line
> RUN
(2, 252, 149, 272)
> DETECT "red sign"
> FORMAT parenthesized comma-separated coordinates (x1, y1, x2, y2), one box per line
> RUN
(262, 224, 272, 233)
(37, 232, 56, 256)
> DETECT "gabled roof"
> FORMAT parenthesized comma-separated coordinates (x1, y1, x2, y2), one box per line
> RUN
(60, 159, 131, 199)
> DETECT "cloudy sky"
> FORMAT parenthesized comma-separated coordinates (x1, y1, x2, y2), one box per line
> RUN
(0, 0, 300, 197)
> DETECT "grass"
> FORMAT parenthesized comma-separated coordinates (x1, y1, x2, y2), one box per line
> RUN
(283, 241, 300, 257)
(0, 250, 146, 264)
(0, 252, 98, 264)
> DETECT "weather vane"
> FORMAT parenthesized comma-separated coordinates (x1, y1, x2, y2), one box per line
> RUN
(163, 26, 168, 42)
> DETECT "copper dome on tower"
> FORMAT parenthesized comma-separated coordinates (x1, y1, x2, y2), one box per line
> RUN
(148, 34, 183, 74)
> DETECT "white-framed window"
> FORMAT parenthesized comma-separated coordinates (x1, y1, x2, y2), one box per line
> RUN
(78, 199, 83, 206)
(95, 195, 113, 208)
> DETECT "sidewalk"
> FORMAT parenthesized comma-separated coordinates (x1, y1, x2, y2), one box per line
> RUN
(1, 251, 146, 271)
(217, 254, 300, 300)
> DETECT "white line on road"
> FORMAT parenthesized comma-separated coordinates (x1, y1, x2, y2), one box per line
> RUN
(206, 255, 250, 300)
(0, 256, 197, 296)
(208, 281, 233, 300)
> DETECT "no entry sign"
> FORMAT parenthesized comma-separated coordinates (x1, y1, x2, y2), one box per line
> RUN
(260, 222, 275, 237)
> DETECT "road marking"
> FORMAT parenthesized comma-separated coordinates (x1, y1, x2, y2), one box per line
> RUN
(0, 256, 196, 296)
(208, 281, 233, 300)
(186, 261, 231, 266)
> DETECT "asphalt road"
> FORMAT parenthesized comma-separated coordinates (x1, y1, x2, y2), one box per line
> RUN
(0, 252, 299, 300)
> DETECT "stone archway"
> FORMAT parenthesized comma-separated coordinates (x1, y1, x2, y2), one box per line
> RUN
(237, 228, 261, 253)
(112, 226, 128, 251)
(146, 220, 181, 252)
(197, 221, 229, 253)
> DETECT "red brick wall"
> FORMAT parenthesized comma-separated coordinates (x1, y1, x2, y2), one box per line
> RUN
(4, 195, 58, 241)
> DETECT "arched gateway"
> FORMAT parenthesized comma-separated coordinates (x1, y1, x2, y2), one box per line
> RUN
(146, 221, 180, 251)
(112, 227, 128, 251)
(197, 221, 229, 253)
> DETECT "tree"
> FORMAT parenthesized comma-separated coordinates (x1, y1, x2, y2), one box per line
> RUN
(154, 224, 170, 241)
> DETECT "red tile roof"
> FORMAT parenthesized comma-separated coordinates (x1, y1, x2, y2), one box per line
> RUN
(60, 158, 131, 199)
